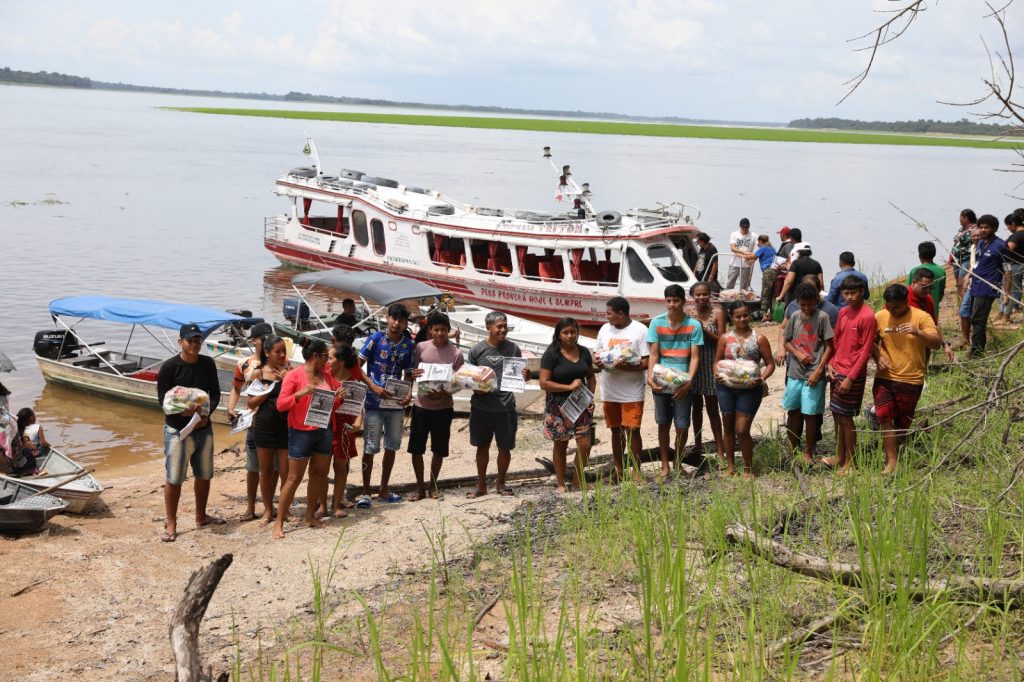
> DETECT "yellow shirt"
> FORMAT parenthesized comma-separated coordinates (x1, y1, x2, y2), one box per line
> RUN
(875, 307, 937, 385)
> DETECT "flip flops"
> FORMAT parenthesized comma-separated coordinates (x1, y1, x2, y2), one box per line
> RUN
(356, 495, 372, 509)
(379, 492, 404, 503)
(161, 530, 177, 543)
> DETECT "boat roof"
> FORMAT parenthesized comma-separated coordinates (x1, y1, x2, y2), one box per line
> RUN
(292, 270, 442, 304)
(48, 296, 262, 333)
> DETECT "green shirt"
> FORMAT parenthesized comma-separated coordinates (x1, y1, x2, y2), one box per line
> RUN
(906, 263, 946, 318)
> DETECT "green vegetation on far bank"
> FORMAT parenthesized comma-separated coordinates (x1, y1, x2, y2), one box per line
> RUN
(168, 106, 1024, 150)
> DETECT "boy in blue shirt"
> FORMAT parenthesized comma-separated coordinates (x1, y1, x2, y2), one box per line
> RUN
(750, 234, 777, 314)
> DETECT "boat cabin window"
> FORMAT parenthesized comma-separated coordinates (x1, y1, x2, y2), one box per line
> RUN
(647, 244, 691, 283)
(426, 233, 467, 268)
(371, 218, 386, 256)
(515, 245, 564, 282)
(469, 240, 512, 277)
(298, 198, 350, 237)
(670, 235, 698, 271)
(567, 247, 620, 286)
(626, 247, 654, 283)
(353, 210, 369, 247)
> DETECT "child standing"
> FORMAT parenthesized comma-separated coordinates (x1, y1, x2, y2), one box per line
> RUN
(408, 312, 463, 500)
(782, 282, 834, 464)
(750, 234, 778, 315)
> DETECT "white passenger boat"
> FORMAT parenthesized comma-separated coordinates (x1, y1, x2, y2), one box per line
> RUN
(264, 139, 703, 327)
(34, 296, 263, 425)
(12, 447, 104, 514)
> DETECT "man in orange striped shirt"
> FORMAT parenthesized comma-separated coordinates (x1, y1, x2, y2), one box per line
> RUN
(646, 284, 704, 478)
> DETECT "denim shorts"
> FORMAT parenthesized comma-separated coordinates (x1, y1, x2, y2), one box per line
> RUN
(653, 391, 693, 429)
(164, 424, 214, 485)
(782, 377, 826, 415)
(715, 384, 763, 416)
(287, 427, 333, 460)
(364, 409, 404, 456)
(959, 289, 972, 318)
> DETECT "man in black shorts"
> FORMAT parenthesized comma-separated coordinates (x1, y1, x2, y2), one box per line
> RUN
(466, 311, 530, 498)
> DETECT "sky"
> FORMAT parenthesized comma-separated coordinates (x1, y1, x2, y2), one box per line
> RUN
(1, 1, 1021, 123)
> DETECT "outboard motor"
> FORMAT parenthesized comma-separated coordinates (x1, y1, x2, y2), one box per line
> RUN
(34, 329, 79, 359)
(283, 297, 310, 326)
(224, 309, 254, 345)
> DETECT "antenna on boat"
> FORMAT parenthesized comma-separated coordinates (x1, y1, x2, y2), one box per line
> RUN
(303, 135, 322, 177)
(543, 146, 594, 216)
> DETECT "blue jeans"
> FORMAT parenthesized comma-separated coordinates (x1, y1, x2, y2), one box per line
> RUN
(364, 409, 404, 455)
(1000, 262, 1023, 314)
(653, 391, 693, 429)
(164, 424, 214, 485)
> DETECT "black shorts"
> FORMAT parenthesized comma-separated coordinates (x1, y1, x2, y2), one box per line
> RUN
(469, 407, 517, 451)
(407, 406, 454, 457)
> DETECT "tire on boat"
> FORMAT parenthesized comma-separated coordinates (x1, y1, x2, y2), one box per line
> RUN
(405, 186, 429, 194)
(595, 210, 622, 227)
(289, 167, 317, 178)
(476, 207, 504, 217)
(373, 177, 400, 188)
(340, 169, 364, 180)
(428, 204, 455, 215)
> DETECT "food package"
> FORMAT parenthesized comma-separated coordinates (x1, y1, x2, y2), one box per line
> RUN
(452, 364, 497, 392)
(162, 386, 211, 416)
(719, 288, 743, 302)
(416, 379, 454, 396)
(593, 345, 641, 367)
(716, 359, 761, 388)
(652, 363, 691, 392)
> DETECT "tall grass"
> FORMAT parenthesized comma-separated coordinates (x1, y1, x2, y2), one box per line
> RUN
(232, 333, 1024, 680)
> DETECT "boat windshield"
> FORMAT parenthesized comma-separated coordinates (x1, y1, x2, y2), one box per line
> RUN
(647, 244, 691, 283)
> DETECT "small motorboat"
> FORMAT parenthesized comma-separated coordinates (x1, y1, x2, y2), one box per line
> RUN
(0, 477, 67, 534)
(34, 296, 263, 425)
(13, 447, 104, 514)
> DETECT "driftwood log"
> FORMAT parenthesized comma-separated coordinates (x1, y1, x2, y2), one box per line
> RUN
(170, 553, 233, 682)
(725, 524, 1024, 608)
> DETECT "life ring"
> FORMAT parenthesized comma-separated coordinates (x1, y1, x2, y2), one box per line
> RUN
(595, 210, 622, 228)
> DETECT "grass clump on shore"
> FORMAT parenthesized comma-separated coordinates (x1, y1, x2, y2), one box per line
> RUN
(166, 107, 1024, 151)
(236, 328, 1024, 680)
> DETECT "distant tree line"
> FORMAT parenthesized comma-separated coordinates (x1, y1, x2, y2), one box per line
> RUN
(0, 67, 92, 88)
(789, 116, 1023, 136)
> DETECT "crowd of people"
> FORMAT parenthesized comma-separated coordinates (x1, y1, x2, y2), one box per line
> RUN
(154, 208, 1023, 541)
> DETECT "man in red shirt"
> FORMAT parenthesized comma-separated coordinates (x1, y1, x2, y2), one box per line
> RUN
(824, 275, 876, 474)
(908, 269, 956, 363)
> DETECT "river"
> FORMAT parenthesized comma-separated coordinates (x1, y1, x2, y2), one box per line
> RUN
(0, 84, 1012, 471)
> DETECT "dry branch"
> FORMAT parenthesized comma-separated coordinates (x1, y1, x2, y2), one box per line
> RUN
(170, 553, 233, 682)
(725, 524, 1024, 608)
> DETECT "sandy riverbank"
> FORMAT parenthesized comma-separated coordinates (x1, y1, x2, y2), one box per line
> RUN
(1, 326, 796, 680)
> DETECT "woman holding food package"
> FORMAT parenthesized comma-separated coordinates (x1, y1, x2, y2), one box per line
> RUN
(713, 301, 775, 479)
(539, 317, 596, 493)
(689, 281, 728, 463)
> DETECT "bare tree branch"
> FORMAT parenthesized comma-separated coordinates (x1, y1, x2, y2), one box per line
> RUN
(840, 1, 930, 105)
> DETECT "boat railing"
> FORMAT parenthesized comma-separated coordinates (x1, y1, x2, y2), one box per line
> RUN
(264, 215, 289, 241)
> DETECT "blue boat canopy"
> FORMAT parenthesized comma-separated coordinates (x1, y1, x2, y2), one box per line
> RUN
(49, 296, 262, 334)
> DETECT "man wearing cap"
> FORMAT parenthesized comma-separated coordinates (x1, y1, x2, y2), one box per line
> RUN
(727, 218, 758, 290)
(226, 322, 275, 522)
(156, 323, 224, 542)
(777, 242, 824, 306)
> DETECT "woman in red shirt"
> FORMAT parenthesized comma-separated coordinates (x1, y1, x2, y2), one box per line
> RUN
(273, 339, 342, 539)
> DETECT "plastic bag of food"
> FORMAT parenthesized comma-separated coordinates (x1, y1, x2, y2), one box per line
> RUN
(652, 363, 691, 392)
(162, 386, 211, 416)
(719, 288, 742, 302)
(416, 379, 454, 396)
(715, 359, 761, 388)
(593, 345, 641, 367)
(452, 364, 497, 392)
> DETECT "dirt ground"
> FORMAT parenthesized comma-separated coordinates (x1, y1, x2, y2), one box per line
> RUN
(0, 325, 798, 680)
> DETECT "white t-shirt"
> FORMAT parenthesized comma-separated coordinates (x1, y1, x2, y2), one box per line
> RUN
(730, 230, 757, 268)
(596, 319, 650, 403)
